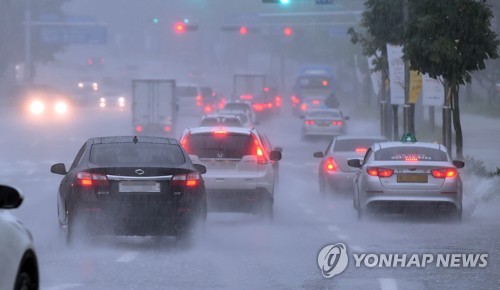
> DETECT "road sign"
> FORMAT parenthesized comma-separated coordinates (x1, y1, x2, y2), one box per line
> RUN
(387, 44, 405, 105)
(422, 74, 444, 106)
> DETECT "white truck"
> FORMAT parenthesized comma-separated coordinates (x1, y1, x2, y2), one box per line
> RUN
(132, 79, 178, 137)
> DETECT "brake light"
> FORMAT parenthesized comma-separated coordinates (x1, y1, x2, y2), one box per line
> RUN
(291, 95, 299, 104)
(367, 167, 394, 177)
(267, 102, 273, 108)
(355, 147, 367, 153)
(252, 104, 265, 111)
(172, 172, 200, 187)
(180, 132, 190, 152)
(305, 120, 315, 126)
(404, 155, 419, 162)
(213, 130, 227, 135)
(431, 168, 457, 178)
(196, 95, 202, 101)
(135, 125, 143, 133)
(204, 106, 213, 113)
(251, 133, 268, 164)
(164, 125, 172, 132)
(313, 99, 320, 105)
(332, 121, 343, 126)
(275, 96, 282, 107)
(77, 172, 109, 187)
(301, 103, 307, 111)
(240, 94, 253, 100)
(325, 157, 337, 171)
(263, 87, 270, 92)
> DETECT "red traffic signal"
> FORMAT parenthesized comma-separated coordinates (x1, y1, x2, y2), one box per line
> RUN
(239, 26, 248, 35)
(283, 27, 293, 37)
(174, 22, 186, 33)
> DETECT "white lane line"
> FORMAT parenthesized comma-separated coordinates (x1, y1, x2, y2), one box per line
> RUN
(327, 225, 339, 232)
(116, 251, 138, 263)
(337, 234, 349, 241)
(350, 245, 365, 252)
(45, 284, 83, 290)
(379, 278, 398, 290)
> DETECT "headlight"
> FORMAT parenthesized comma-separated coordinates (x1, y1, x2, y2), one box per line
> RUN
(99, 102, 106, 108)
(30, 100, 45, 115)
(54, 101, 68, 114)
(78, 82, 84, 88)
(92, 82, 99, 91)
(118, 97, 125, 103)
(100, 97, 106, 102)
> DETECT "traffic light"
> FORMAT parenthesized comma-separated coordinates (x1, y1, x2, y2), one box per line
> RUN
(263, 0, 291, 4)
(173, 21, 199, 34)
(152, 18, 159, 24)
(283, 27, 293, 37)
(239, 26, 248, 35)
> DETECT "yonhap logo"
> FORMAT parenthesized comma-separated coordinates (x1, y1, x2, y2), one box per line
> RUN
(317, 243, 349, 278)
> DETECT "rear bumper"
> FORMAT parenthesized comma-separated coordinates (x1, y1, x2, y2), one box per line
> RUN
(303, 126, 344, 136)
(324, 171, 357, 190)
(360, 189, 462, 212)
(207, 188, 272, 213)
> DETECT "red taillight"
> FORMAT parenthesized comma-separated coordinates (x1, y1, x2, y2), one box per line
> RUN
(366, 167, 394, 177)
(180, 132, 190, 152)
(313, 99, 320, 105)
(267, 102, 273, 108)
(324, 157, 337, 171)
(196, 95, 202, 101)
(332, 121, 343, 126)
(305, 120, 315, 126)
(77, 172, 109, 187)
(404, 155, 419, 162)
(431, 168, 457, 178)
(164, 125, 172, 132)
(196, 101, 202, 106)
(322, 80, 329, 87)
(172, 172, 200, 187)
(251, 133, 268, 164)
(240, 94, 253, 100)
(355, 147, 367, 153)
(300, 103, 307, 111)
(213, 130, 227, 135)
(135, 125, 143, 132)
(291, 95, 299, 104)
(252, 104, 265, 111)
(204, 106, 213, 113)
(275, 96, 282, 107)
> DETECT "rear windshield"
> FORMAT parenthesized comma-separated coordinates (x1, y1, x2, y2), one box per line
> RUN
(303, 97, 327, 104)
(334, 139, 385, 152)
(186, 133, 254, 159)
(175, 86, 197, 98)
(308, 111, 341, 119)
(200, 118, 242, 127)
(90, 143, 185, 166)
(298, 76, 332, 89)
(374, 147, 448, 162)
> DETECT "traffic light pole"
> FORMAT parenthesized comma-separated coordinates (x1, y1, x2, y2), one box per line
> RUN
(24, 0, 32, 83)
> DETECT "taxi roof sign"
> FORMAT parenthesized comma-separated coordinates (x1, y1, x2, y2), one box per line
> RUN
(401, 133, 417, 143)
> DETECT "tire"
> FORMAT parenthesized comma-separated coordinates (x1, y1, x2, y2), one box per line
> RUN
(14, 256, 38, 290)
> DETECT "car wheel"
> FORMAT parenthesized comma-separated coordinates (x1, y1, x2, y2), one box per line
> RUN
(14, 257, 38, 290)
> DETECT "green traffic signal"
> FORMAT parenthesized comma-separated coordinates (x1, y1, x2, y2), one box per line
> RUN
(280, 0, 290, 4)
(152, 18, 159, 24)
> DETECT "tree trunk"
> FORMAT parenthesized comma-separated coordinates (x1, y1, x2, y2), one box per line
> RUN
(451, 83, 464, 160)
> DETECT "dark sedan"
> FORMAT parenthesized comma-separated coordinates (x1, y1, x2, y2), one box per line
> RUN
(50, 136, 207, 244)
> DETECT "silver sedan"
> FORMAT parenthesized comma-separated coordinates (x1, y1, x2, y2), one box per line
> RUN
(301, 109, 348, 139)
(348, 141, 464, 221)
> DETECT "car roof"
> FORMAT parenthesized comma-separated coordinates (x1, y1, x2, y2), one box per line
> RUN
(187, 126, 254, 135)
(307, 108, 341, 114)
(89, 136, 179, 145)
(202, 114, 240, 119)
(375, 141, 445, 152)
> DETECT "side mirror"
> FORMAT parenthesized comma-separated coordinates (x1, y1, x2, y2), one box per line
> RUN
(194, 164, 207, 174)
(453, 160, 465, 169)
(313, 152, 324, 158)
(269, 150, 282, 161)
(0, 185, 23, 209)
(274, 146, 283, 153)
(344, 116, 350, 120)
(50, 163, 67, 175)
(347, 159, 362, 168)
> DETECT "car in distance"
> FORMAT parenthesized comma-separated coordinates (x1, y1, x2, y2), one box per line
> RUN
(199, 114, 244, 127)
(50, 136, 207, 244)
(302, 109, 348, 140)
(180, 127, 281, 220)
(13, 84, 73, 118)
(313, 135, 387, 195)
(0, 185, 39, 290)
(98, 91, 127, 111)
(348, 141, 464, 221)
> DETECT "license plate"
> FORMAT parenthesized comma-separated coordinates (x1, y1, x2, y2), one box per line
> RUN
(317, 122, 329, 127)
(119, 181, 160, 192)
(397, 174, 428, 183)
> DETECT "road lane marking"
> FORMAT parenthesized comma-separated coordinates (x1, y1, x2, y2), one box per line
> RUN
(45, 284, 83, 290)
(379, 278, 398, 290)
(116, 251, 138, 263)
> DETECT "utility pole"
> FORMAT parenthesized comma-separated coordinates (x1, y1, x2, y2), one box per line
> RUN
(24, 0, 32, 83)
(443, 83, 453, 155)
(380, 70, 387, 138)
(403, 0, 413, 135)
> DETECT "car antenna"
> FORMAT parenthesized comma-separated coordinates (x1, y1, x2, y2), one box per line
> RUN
(133, 136, 138, 144)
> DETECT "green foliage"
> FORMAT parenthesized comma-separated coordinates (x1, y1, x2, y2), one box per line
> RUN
(490, 167, 500, 177)
(404, 0, 499, 86)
